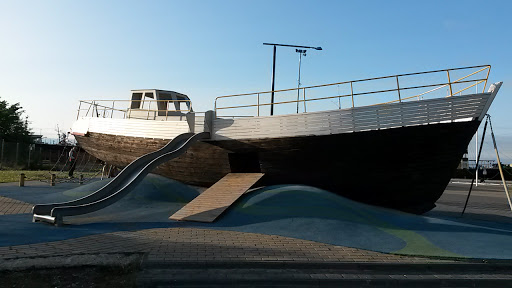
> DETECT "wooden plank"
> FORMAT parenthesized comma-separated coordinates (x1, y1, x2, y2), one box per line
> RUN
(87, 117, 190, 139)
(170, 173, 264, 222)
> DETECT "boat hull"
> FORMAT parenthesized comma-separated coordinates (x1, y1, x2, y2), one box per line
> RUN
(75, 120, 480, 214)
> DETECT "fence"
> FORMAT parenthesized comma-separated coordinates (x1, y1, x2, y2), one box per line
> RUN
(0, 138, 99, 171)
(214, 65, 491, 117)
(76, 99, 193, 120)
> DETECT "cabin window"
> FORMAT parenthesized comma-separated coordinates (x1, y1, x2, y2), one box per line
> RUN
(130, 90, 191, 117)
(130, 93, 143, 109)
(130, 92, 155, 109)
(140, 92, 154, 110)
(158, 92, 182, 115)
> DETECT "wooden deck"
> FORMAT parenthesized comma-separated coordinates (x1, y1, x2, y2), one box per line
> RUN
(170, 173, 264, 222)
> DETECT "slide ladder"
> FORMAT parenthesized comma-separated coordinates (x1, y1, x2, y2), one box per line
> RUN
(33, 132, 210, 226)
(170, 173, 264, 222)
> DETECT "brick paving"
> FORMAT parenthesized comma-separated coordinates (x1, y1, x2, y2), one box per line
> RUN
(0, 196, 33, 215)
(2, 182, 512, 285)
(138, 268, 512, 282)
(0, 228, 447, 264)
(2, 180, 510, 268)
(0, 191, 441, 265)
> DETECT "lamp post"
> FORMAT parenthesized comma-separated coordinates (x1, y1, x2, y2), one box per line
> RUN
(263, 43, 322, 115)
(296, 49, 306, 113)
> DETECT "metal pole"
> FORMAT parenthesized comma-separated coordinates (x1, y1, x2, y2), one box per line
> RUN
(264, 43, 321, 115)
(488, 116, 512, 211)
(446, 70, 453, 96)
(303, 88, 307, 113)
(296, 51, 303, 113)
(77, 101, 82, 120)
(462, 118, 488, 216)
(16, 142, 19, 166)
(147, 100, 151, 120)
(0, 139, 4, 169)
(338, 85, 341, 109)
(350, 82, 355, 107)
(483, 66, 491, 93)
(270, 45, 277, 116)
(396, 76, 401, 102)
(94, 101, 99, 117)
(166, 101, 169, 121)
(28, 145, 31, 169)
(475, 130, 478, 186)
(257, 93, 260, 117)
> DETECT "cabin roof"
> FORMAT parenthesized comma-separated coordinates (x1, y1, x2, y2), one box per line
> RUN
(131, 89, 183, 93)
(130, 89, 185, 95)
(130, 89, 190, 100)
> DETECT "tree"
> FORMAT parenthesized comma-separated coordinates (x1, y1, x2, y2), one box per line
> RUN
(0, 97, 32, 142)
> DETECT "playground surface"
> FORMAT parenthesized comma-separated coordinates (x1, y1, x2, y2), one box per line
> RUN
(1, 175, 512, 286)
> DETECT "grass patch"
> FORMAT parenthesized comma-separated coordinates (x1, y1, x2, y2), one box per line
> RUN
(0, 170, 100, 183)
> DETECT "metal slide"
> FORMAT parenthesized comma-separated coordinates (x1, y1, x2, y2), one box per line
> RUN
(32, 132, 210, 226)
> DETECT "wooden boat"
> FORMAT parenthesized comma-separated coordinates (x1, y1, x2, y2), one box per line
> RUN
(71, 65, 502, 214)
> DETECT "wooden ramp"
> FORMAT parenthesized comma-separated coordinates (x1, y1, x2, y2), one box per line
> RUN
(170, 173, 264, 222)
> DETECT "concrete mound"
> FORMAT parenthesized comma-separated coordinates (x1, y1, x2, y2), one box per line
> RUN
(208, 185, 512, 259)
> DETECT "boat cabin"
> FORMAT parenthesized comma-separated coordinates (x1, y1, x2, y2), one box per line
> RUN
(127, 89, 193, 120)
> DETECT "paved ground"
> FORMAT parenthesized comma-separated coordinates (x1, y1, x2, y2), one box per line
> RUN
(428, 179, 512, 223)
(0, 196, 32, 215)
(0, 178, 438, 263)
(1, 177, 512, 286)
(1, 228, 440, 265)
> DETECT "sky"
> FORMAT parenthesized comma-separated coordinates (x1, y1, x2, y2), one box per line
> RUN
(1, 0, 511, 162)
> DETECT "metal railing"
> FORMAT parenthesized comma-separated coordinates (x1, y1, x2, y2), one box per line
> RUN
(214, 65, 491, 117)
(76, 99, 192, 120)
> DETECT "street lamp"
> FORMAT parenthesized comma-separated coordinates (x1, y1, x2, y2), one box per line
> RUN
(295, 49, 307, 113)
(263, 43, 322, 115)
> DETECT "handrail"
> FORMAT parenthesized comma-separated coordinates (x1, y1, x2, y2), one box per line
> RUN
(75, 65, 491, 120)
(215, 65, 490, 100)
(214, 65, 491, 116)
(79, 99, 192, 103)
(214, 78, 488, 110)
(76, 99, 193, 120)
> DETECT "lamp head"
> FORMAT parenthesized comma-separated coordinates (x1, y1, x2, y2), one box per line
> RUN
(296, 49, 307, 56)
